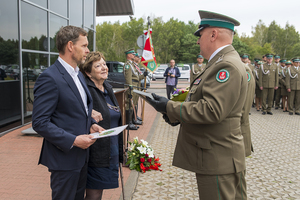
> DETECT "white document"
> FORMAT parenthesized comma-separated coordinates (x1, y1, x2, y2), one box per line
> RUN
(90, 125, 128, 139)
(133, 89, 154, 100)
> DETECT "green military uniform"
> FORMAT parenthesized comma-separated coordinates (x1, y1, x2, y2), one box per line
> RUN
(168, 45, 248, 199)
(275, 60, 287, 108)
(259, 55, 279, 114)
(191, 54, 206, 82)
(286, 64, 300, 114)
(253, 65, 261, 98)
(242, 64, 255, 157)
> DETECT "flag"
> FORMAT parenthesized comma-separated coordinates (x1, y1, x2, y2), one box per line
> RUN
(141, 28, 157, 72)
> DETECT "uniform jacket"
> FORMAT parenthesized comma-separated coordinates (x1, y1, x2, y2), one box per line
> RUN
(259, 63, 279, 88)
(190, 63, 206, 82)
(241, 65, 255, 157)
(124, 60, 144, 85)
(252, 66, 260, 90)
(279, 67, 287, 88)
(32, 60, 94, 171)
(85, 77, 123, 168)
(278, 66, 286, 88)
(164, 67, 181, 86)
(286, 66, 300, 90)
(167, 45, 248, 175)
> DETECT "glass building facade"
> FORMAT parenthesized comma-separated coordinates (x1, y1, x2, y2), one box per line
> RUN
(0, 0, 97, 134)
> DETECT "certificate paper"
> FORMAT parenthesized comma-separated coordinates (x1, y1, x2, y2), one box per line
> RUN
(90, 125, 128, 139)
(133, 89, 154, 101)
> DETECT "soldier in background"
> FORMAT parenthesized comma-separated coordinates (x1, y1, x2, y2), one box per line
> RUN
(275, 59, 286, 109)
(280, 60, 290, 112)
(259, 54, 279, 115)
(253, 59, 262, 111)
(262, 55, 267, 63)
(241, 53, 254, 71)
(190, 54, 206, 82)
(286, 58, 300, 115)
(274, 55, 281, 66)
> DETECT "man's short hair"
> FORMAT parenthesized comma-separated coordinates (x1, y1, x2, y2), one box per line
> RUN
(56, 25, 88, 54)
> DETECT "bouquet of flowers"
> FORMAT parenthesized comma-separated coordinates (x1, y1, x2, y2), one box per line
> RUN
(126, 137, 162, 173)
(171, 87, 189, 102)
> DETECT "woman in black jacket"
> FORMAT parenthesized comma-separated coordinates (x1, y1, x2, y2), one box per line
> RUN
(80, 51, 123, 200)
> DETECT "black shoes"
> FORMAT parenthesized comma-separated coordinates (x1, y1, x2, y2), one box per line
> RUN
(128, 123, 139, 130)
(262, 112, 266, 115)
(275, 107, 279, 110)
(295, 112, 300, 115)
(267, 112, 273, 115)
(132, 119, 143, 125)
(289, 112, 293, 115)
(137, 116, 143, 121)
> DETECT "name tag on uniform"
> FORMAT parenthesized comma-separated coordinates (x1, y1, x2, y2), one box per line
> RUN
(194, 78, 202, 85)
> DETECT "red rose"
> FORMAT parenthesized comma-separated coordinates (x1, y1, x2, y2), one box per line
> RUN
(145, 154, 149, 157)
(140, 158, 145, 162)
(147, 158, 152, 162)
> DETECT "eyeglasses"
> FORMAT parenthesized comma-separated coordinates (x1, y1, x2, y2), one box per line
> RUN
(107, 103, 120, 112)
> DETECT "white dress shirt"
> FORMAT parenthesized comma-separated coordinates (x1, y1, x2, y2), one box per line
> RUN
(58, 57, 88, 115)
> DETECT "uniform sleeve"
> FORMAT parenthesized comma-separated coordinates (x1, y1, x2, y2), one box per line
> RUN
(166, 62, 245, 124)
(124, 63, 132, 85)
(286, 69, 291, 89)
(258, 66, 263, 88)
(275, 67, 279, 87)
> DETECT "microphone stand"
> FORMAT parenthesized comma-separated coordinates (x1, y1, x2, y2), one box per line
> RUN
(106, 79, 147, 164)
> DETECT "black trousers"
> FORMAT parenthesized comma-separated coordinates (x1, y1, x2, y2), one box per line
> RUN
(166, 85, 176, 99)
(49, 162, 88, 200)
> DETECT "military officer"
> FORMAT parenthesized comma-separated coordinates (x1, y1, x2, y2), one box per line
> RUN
(275, 59, 286, 109)
(147, 10, 248, 200)
(286, 58, 300, 115)
(190, 54, 206, 82)
(274, 55, 281, 66)
(241, 53, 254, 71)
(259, 54, 279, 115)
(280, 60, 290, 112)
(124, 49, 142, 130)
(253, 59, 262, 111)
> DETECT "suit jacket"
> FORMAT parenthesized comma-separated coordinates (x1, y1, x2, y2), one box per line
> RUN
(286, 66, 300, 90)
(259, 63, 279, 88)
(167, 45, 247, 175)
(32, 59, 94, 171)
(241, 65, 255, 157)
(164, 67, 181, 86)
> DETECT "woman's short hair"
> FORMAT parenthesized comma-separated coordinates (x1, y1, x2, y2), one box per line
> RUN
(80, 51, 106, 76)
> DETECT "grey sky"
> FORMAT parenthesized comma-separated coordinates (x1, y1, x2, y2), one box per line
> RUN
(96, 0, 300, 37)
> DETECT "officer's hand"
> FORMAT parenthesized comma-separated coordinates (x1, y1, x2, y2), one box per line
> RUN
(287, 88, 291, 92)
(143, 71, 148, 77)
(146, 93, 169, 113)
(163, 113, 180, 126)
(274, 86, 278, 90)
(260, 87, 263, 90)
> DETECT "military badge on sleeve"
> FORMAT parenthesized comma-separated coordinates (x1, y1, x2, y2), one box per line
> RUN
(246, 71, 251, 82)
(125, 65, 130, 70)
(216, 69, 230, 83)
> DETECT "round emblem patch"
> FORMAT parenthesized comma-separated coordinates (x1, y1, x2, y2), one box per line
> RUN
(247, 71, 251, 82)
(125, 65, 130, 70)
(216, 69, 230, 83)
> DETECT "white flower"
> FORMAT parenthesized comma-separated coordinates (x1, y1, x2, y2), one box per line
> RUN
(141, 139, 149, 147)
(137, 146, 147, 154)
(129, 143, 135, 151)
(147, 149, 154, 158)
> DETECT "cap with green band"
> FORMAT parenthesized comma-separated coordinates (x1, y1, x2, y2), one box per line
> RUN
(197, 54, 204, 58)
(194, 10, 240, 37)
(274, 55, 280, 59)
(285, 60, 292, 65)
(280, 59, 286, 63)
(241, 54, 249, 59)
(265, 54, 273, 58)
(124, 48, 135, 55)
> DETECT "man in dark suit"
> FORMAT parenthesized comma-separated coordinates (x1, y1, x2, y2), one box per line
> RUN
(164, 59, 181, 99)
(32, 26, 104, 200)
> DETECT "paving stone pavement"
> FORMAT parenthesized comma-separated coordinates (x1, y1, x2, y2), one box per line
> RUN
(130, 107, 300, 200)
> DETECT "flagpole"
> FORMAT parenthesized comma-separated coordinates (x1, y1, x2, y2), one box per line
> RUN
(142, 16, 151, 121)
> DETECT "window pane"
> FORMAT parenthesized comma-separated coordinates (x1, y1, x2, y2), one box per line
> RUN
(50, 0, 67, 17)
(27, 0, 47, 8)
(70, 0, 83, 27)
(85, 29, 94, 51)
(50, 14, 68, 52)
(21, 2, 47, 51)
(84, 0, 94, 29)
(22, 52, 49, 118)
(51, 54, 59, 65)
(0, 0, 22, 130)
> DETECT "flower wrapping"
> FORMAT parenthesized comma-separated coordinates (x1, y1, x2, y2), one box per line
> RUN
(126, 137, 162, 173)
(171, 87, 189, 102)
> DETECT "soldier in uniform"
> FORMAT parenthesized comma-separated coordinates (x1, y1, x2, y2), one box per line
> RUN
(147, 10, 248, 200)
(275, 59, 286, 109)
(274, 55, 281, 66)
(253, 59, 262, 111)
(190, 54, 206, 82)
(259, 54, 279, 115)
(280, 60, 290, 112)
(286, 58, 300, 115)
(123, 49, 145, 130)
(241, 53, 254, 71)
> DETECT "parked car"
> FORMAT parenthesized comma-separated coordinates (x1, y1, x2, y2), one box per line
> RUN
(152, 64, 168, 80)
(106, 61, 150, 88)
(23, 69, 38, 81)
(177, 64, 190, 80)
